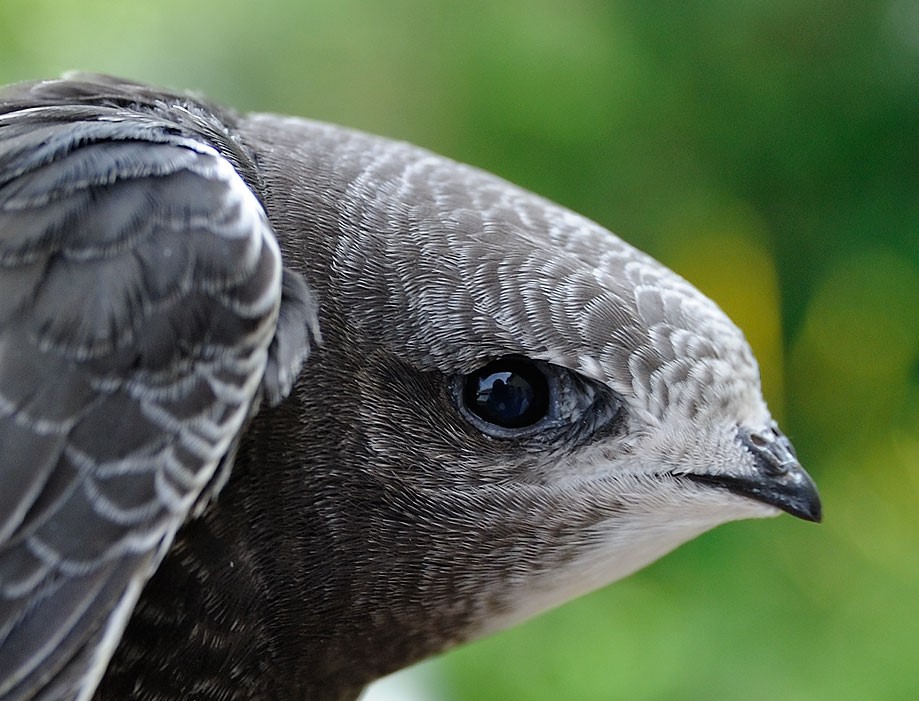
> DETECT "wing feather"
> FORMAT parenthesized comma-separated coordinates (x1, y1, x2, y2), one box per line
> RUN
(0, 98, 306, 701)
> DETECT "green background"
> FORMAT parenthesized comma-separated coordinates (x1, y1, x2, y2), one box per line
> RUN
(2, 1, 916, 699)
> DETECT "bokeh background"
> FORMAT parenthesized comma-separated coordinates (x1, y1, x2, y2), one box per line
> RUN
(2, 1, 917, 699)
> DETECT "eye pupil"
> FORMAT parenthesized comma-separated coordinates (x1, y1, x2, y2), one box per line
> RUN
(463, 358, 549, 429)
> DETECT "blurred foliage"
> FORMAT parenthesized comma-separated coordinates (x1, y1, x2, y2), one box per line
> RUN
(2, 1, 917, 699)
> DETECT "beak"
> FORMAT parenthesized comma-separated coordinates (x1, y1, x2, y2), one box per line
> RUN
(689, 424, 822, 523)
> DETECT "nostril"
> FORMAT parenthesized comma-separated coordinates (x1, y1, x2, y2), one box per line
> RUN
(740, 426, 799, 477)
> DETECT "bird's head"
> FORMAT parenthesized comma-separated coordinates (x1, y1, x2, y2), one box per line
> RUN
(245, 116, 821, 666)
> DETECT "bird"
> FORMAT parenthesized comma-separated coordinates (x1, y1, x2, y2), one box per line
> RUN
(0, 74, 821, 701)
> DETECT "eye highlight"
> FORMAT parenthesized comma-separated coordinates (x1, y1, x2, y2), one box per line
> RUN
(462, 357, 549, 429)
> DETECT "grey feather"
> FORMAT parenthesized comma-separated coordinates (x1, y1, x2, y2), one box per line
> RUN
(0, 78, 317, 701)
(0, 75, 817, 701)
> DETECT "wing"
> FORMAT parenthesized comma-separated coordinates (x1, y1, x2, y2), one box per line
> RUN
(0, 99, 311, 701)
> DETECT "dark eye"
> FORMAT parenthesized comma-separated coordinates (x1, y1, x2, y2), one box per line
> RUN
(462, 357, 550, 429)
(453, 355, 625, 442)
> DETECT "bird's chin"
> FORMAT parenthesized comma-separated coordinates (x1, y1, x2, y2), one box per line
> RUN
(466, 500, 741, 641)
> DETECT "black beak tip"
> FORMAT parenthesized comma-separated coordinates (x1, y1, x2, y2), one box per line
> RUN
(782, 476, 822, 523)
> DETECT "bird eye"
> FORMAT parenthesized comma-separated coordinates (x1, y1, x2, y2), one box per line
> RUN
(453, 355, 625, 442)
(462, 357, 550, 429)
